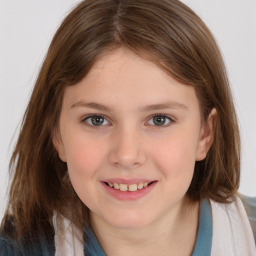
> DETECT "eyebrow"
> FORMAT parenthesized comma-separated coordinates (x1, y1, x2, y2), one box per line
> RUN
(71, 102, 112, 111)
(139, 102, 188, 112)
(70, 101, 188, 112)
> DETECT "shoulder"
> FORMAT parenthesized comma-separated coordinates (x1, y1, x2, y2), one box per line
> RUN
(0, 236, 23, 256)
(209, 195, 256, 254)
(0, 234, 55, 256)
(210, 194, 256, 242)
(0, 219, 55, 256)
(240, 194, 256, 240)
(0, 215, 55, 255)
(0, 216, 23, 255)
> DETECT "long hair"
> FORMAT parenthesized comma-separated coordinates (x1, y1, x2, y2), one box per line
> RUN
(1, 0, 240, 240)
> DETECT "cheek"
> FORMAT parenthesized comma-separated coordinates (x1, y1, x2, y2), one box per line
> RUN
(146, 135, 198, 213)
(63, 137, 107, 208)
(63, 135, 107, 181)
(152, 135, 197, 183)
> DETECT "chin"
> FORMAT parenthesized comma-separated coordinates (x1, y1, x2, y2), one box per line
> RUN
(104, 210, 152, 230)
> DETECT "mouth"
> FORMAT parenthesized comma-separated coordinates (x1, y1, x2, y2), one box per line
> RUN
(102, 179, 157, 200)
(104, 181, 157, 192)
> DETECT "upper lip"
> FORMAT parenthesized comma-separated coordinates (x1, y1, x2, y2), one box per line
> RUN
(103, 178, 156, 185)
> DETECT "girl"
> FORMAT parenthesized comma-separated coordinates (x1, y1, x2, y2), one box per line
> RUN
(1, 0, 255, 255)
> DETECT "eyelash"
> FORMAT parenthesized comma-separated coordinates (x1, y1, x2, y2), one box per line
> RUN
(81, 113, 175, 128)
(147, 114, 174, 128)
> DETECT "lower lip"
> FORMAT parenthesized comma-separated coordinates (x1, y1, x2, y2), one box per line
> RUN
(102, 181, 157, 201)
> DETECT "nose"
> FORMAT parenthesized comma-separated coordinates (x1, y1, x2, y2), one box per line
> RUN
(109, 126, 146, 170)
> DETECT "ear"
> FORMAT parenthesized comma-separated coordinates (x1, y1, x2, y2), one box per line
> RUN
(196, 108, 217, 161)
(52, 127, 67, 162)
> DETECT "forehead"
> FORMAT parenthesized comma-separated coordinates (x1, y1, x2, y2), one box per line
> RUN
(62, 48, 200, 113)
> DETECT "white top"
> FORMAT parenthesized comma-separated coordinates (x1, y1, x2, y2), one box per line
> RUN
(53, 196, 256, 256)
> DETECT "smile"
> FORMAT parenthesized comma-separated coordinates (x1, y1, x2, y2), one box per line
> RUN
(105, 182, 154, 192)
(102, 180, 157, 200)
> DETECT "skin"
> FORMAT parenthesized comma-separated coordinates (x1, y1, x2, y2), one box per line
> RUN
(54, 47, 216, 255)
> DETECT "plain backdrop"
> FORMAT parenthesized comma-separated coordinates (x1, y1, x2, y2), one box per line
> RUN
(0, 0, 256, 220)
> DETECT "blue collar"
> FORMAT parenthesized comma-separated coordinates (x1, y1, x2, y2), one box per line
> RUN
(191, 199, 212, 256)
(84, 199, 212, 255)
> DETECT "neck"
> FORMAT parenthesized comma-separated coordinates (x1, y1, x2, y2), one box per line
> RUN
(90, 197, 199, 256)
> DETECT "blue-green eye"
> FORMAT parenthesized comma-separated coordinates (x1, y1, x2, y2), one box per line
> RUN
(148, 115, 173, 126)
(83, 115, 109, 126)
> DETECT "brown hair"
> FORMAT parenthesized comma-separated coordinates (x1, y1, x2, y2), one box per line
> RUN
(1, 0, 240, 240)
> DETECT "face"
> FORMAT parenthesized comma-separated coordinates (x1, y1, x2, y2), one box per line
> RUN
(54, 48, 215, 230)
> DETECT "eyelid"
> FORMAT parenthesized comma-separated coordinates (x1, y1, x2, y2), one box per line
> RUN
(146, 113, 175, 127)
(81, 114, 111, 127)
(80, 113, 175, 128)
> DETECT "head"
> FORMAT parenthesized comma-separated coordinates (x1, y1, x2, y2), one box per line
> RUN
(3, 0, 240, 237)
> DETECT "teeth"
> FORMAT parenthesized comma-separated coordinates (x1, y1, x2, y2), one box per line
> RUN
(143, 182, 148, 187)
(119, 184, 128, 191)
(113, 183, 119, 189)
(128, 184, 138, 192)
(138, 183, 144, 189)
(107, 182, 153, 191)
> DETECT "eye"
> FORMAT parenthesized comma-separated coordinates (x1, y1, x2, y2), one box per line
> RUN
(83, 115, 110, 126)
(147, 114, 173, 127)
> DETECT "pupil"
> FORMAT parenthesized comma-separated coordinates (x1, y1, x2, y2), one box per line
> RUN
(92, 116, 104, 126)
(153, 116, 166, 126)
